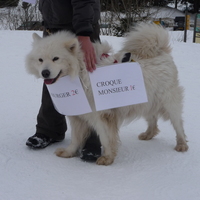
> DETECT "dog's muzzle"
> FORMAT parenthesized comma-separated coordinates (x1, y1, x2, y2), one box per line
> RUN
(42, 70, 62, 85)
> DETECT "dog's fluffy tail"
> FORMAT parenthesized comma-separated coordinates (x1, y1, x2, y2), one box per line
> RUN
(122, 23, 171, 59)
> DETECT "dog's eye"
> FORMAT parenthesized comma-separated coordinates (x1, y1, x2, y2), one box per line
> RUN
(53, 57, 59, 62)
(39, 58, 43, 62)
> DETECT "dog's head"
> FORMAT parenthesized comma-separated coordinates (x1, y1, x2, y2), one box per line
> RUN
(25, 31, 84, 84)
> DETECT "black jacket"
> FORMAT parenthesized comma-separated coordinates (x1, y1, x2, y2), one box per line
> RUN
(39, 0, 100, 36)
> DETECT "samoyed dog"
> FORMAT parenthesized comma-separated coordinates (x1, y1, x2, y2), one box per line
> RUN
(26, 23, 188, 165)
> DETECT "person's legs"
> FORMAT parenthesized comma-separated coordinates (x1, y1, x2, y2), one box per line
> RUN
(26, 84, 67, 148)
(36, 84, 67, 140)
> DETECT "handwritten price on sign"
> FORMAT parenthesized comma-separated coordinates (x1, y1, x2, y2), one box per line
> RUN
(50, 89, 79, 98)
(71, 90, 79, 95)
(130, 85, 135, 90)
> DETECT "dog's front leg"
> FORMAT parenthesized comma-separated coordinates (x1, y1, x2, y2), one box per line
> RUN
(95, 114, 119, 165)
(55, 116, 90, 158)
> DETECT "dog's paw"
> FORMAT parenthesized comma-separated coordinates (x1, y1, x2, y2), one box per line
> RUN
(55, 148, 74, 158)
(96, 156, 114, 166)
(138, 132, 157, 140)
(175, 143, 189, 152)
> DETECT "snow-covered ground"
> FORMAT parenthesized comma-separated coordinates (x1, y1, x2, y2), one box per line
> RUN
(0, 29, 200, 200)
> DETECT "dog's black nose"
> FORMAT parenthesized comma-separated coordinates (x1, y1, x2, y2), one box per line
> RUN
(42, 69, 50, 78)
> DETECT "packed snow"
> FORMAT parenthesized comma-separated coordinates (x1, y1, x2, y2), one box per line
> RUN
(0, 28, 200, 200)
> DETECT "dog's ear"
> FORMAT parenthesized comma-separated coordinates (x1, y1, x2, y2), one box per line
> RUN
(32, 33, 42, 42)
(65, 39, 79, 54)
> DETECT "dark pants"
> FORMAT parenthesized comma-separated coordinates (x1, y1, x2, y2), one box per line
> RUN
(36, 23, 101, 144)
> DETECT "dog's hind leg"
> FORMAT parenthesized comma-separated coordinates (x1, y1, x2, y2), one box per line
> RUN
(164, 93, 188, 152)
(95, 113, 119, 165)
(168, 109, 188, 152)
(55, 116, 90, 158)
(138, 116, 160, 140)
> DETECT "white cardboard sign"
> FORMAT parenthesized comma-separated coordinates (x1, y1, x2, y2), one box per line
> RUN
(89, 62, 148, 111)
(46, 76, 92, 116)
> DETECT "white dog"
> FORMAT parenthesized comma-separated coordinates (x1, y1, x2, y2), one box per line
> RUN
(26, 23, 188, 165)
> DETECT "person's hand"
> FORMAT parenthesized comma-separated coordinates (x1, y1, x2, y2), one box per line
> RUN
(77, 36, 96, 72)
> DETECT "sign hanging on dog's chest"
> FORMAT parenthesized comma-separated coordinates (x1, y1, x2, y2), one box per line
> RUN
(46, 76, 92, 116)
(89, 62, 148, 111)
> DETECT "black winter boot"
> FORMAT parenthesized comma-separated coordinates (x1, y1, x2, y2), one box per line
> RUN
(80, 130, 101, 161)
(26, 133, 64, 149)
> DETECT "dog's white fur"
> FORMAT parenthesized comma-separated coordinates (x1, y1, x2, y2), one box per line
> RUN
(26, 23, 188, 165)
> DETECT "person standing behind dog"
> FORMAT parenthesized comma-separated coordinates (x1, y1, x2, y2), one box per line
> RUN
(26, 0, 102, 161)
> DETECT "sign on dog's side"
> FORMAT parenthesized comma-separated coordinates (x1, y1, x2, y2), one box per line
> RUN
(89, 62, 148, 111)
(47, 62, 147, 116)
